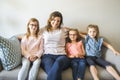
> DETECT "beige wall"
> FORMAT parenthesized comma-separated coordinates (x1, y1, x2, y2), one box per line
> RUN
(0, 0, 120, 51)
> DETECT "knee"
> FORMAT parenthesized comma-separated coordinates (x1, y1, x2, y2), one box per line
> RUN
(33, 59, 41, 66)
(80, 61, 86, 66)
(106, 65, 112, 69)
(22, 58, 30, 66)
(55, 60, 62, 66)
(71, 62, 78, 68)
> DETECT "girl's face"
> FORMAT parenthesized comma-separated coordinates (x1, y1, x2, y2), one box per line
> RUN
(51, 17, 61, 29)
(29, 21, 38, 34)
(88, 28, 97, 38)
(69, 30, 77, 42)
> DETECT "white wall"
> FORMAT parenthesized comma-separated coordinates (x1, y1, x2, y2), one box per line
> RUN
(0, 0, 120, 51)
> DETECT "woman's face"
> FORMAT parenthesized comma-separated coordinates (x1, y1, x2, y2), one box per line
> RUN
(69, 30, 77, 42)
(29, 21, 38, 34)
(51, 17, 61, 29)
(88, 28, 97, 38)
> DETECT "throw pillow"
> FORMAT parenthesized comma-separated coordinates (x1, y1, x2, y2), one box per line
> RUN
(0, 36, 22, 71)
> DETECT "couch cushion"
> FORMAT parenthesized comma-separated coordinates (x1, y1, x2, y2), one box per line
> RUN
(0, 36, 22, 71)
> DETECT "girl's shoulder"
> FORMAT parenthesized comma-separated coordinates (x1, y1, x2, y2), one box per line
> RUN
(77, 40, 84, 46)
(21, 35, 28, 42)
(85, 34, 89, 41)
(22, 35, 27, 39)
(78, 40, 83, 43)
(98, 37, 104, 43)
(66, 42, 71, 47)
(85, 35, 103, 41)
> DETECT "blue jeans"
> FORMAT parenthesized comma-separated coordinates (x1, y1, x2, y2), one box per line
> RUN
(41, 54, 70, 80)
(71, 58, 86, 80)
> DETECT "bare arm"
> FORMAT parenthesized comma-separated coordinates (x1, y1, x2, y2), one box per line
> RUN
(81, 43, 85, 56)
(78, 43, 85, 58)
(103, 41, 120, 55)
(79, 31, 87, 39)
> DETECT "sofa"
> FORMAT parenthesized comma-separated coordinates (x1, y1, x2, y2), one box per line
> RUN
(0, 35, 120, 80)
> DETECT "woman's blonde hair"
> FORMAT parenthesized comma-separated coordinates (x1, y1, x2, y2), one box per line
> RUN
(26, 18, 39, 38)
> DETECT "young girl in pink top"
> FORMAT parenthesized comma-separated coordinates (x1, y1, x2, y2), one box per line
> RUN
(18, 18, 43, 80)
(66, 28, 86, 80)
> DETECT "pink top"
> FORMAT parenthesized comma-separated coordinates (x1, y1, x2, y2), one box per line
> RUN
(66, 41, 84, 58)
(21, 35, 43, 59)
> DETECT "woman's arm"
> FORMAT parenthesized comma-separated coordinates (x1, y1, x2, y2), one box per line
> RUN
(103, 41, 120, 55)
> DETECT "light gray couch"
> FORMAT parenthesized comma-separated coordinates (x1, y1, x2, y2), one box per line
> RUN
(0, 46, 120, 80)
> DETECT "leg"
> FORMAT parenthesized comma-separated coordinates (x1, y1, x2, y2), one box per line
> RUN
(96, 57, 120, 80)
(41, 54, 55, 74)
(86, 57, 99, 80)
(71, 59, 78, 80)
(77, 58, 86, 80)
(106, 66, 120, 80)
(18, 57, 30, 80)
(90, 65, 99, 80)
(47, 55, 70, 80)
(28, 59, 41, 80)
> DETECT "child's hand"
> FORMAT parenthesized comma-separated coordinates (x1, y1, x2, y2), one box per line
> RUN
(114, 51, 120, 56)
(68, 55, 75, 58)
(29, 55, 38, 62)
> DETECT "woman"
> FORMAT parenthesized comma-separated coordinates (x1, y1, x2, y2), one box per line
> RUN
(41, 11, 70, 80)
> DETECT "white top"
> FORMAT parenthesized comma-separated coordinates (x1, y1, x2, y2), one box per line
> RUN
(42, 27, 67, 55)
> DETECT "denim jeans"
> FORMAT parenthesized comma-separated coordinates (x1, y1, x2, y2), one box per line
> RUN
(71, 58, 86, 80)
(41, 54, 71, 80)
(18, 57, 41, 80)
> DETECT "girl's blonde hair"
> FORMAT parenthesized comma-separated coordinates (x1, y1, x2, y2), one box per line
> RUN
(26, 18, 40, 38)
(66, 28, 81, 43)
(45, 11, 63, 32)
(87, 24, 99, 40)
